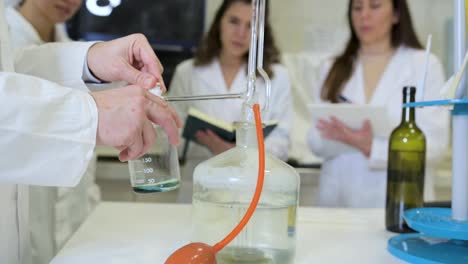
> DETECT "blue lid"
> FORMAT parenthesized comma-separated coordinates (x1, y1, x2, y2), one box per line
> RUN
(403, 208, 468, 240)
(388, 233, 468, 264)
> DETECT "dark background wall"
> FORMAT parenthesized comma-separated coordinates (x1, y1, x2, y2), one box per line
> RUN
(67, 0, 206, 87)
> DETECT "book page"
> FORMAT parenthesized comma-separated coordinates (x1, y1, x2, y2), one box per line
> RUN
(188, 108, 234, 132)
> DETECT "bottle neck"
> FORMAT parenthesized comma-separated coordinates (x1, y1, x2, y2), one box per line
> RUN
(401, 89, 416, 125)
(401, 106, 415, 124)
(235, 123, 258, 148)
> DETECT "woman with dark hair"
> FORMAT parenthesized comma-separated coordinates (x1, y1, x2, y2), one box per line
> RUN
(307, 0, 449, 207)
(169, 0, 292, 193)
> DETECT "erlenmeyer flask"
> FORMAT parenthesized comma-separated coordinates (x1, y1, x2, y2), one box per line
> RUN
(128, 125, 181, 193)
(192, 122, 299, 264)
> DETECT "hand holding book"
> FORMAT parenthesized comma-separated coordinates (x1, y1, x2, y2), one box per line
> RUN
(317, 116, 373, 157)
(182, 107, 278, 143)
(180, 107, 278, 161)
(195, 129, 235, 155)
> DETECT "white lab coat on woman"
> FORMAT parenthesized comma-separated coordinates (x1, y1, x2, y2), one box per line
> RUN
(169, 58, 293, 201)
(5, 6, 100, 264)
(6, 6, 70, 47)
(0, 1, 98, 263)
(308, 46, 449, 208)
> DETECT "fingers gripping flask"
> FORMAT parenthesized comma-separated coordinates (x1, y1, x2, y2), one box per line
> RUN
(128, 86, 181, 193)
(192, 122, 300, 263)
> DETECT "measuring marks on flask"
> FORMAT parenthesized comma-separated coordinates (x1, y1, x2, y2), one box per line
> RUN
(133, 156, 159, 185)
(134, 178, 156, 185)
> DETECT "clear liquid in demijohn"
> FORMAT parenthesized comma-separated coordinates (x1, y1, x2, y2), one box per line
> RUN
(192, 123, 299, 264)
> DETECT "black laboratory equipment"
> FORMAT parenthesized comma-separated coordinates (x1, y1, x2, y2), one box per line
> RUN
(66, 0, 206, 87)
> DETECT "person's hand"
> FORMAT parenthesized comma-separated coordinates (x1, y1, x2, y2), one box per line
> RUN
(87, 34, 165, 90)
(317, 116, 373, 157)
(90, 85, 182, 162)
(195, 129, 235, 155)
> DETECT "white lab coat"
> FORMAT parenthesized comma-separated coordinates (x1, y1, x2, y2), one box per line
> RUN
(6, 7, 70, 47)
(5, 7, 100, 264)
(168, 58, 293, 202)
(0, 1, 98, 263)
(308, 46, 449, 208)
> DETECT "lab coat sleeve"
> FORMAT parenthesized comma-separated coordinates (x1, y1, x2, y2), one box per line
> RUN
(168, 62, 191, 124)
(0, 72, 98, 187)
(307, 60, 338, 159)
(367, 136, 388, 168)
(13, 41, 95, 91)
(368, 55, 449, 168)
(264, 65, 292, 161)
(167, 61, 192, 159)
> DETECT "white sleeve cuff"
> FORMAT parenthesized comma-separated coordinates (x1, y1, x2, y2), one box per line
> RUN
(82, 59, 102, 83)
(82, 41, 103, 83)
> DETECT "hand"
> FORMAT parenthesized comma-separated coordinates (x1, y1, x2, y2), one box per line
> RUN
(90, 85, 182, 162)
(317, 116, 373, 157)
(195, 129, 235, 155)
(87, 34, 165, 90)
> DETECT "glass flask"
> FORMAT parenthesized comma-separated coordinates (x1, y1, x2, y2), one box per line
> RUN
(128, 125, 181, 193)
(192, 122, 300, 264)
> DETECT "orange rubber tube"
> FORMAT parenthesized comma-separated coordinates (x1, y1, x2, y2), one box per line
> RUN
(212, 103, 265, 253)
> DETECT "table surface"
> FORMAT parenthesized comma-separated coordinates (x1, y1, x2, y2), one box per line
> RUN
(51, 202, 406, 264)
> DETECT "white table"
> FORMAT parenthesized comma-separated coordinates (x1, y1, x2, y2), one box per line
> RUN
(51, 202, 406, 264)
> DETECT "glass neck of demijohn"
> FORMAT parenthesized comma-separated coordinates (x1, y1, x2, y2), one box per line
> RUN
(236, 90, 260, 149)
(235, 122, 259, 148)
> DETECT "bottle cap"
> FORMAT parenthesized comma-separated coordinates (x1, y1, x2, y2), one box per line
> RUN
(149, 82, 163, 98)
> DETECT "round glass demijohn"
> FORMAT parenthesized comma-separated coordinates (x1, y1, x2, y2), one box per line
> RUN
(192, 122, 300, 264)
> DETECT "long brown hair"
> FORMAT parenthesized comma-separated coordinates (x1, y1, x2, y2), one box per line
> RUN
(194, 0, 280, 77)
(322, 0, 422, 102)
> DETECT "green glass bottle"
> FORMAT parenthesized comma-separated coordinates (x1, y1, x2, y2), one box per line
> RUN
(385, 86, 426, 233)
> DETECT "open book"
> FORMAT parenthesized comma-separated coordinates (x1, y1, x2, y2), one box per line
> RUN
(182, 107, 278, 143)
